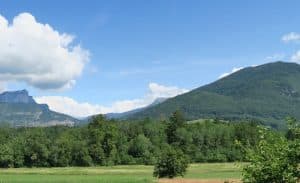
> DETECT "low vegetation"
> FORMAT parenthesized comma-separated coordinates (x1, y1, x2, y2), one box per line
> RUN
(153, 145, 188, 178)
(241, 117, 300, 183)
(0, 163, 242, 183)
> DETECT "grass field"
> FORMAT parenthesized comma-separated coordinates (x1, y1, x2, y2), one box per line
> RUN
(0, 163, 242, 183)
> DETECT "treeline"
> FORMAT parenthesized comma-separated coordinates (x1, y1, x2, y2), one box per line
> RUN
(0, 111, 260, 168)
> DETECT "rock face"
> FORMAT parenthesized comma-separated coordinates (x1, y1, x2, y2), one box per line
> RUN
(0, 90, 80, 127)
(0, 90, 35, 103)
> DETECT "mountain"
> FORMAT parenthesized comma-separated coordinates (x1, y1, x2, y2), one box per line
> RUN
(127, 62, 300, 128)
(0, 90, 80, 127)
(105, 97, 168, 119)
(0, 90, 36, 103)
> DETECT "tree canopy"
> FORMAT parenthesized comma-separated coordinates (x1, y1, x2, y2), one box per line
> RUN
(0, 113, 260, 167)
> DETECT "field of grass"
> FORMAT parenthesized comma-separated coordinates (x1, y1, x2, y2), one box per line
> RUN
(0, 163, 242, 183)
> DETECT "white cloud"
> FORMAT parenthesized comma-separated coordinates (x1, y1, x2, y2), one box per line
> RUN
(0, 13, 89, 90)
(218, 67, 243, 79)
(35, 96, 110, 118)
(265, 53, 285, 61)
(147, 83, 188, 99)
(291, 50, 300, 62)
(35, 82, 189, 117)
(282, 32, 300, 43)
(0, 82, 6, 93)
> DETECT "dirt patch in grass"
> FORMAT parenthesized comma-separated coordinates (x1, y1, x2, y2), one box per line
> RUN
(159, 178, 241, 183)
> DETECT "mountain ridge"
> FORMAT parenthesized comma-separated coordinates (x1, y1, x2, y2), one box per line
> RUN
(0, 90, 80, 127)
(0, 89, 36, 104)
(126, 61, 300, 128)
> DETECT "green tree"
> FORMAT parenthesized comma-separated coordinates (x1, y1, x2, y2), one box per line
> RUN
(128, 134, 155, 164)
(10, 137, 25, 167)
(0, 115, 261, 167)
(49, 133, 73, 167)
(153, 146, 188, 178)
(242, 122, 300, 183)
(166, 110, 185, 144)
(23, 129, 50, 167)
(115, 132, 134, 165)
(88, 115, 118, 165)
(71, 140, 92, 166)
(286, 117, 300, 140)
(0, 143, 14, 168)
(175, 127, 193, 155)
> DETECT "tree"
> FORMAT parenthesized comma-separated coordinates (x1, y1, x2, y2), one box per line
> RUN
(0, 115, 261, 167)
(286, 117, 300, 140)
(71, 140, 92, 166)
(10, 137, 25, 167)
(0, 143, 14, 168)
(88, 115, 118, 165)
(153, 146, 188, 178)
(128, 134, 155, 164)
(166, 110, 185, 144)
(174, 127, 193, 155)
(115, 132, 134, 165)
(242, 120, 300, 183)
(23, 129, 50, 167)
(49, 133, 73, 167)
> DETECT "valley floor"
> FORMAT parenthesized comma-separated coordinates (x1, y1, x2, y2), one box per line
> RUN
(0, 163, 242, 183)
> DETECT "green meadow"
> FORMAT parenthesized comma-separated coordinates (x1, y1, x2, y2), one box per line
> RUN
(0, 163, 242, 183)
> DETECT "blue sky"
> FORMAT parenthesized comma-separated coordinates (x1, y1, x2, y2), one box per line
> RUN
(1, 0, 300, 117)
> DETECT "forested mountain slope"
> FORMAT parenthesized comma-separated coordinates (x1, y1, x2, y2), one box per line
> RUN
(128, 62, 300, 128)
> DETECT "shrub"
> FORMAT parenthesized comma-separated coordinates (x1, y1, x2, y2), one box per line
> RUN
(153, 146, 188, 178)
(0, 144, 14, 168)
(242, 120, 300, 183)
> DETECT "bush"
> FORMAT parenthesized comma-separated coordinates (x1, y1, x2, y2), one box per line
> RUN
(242, 120, 300, 183)
(153, 146, 188, 178)
(0, 144, 14, 168)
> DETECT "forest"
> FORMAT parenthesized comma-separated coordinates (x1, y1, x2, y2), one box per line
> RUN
(0, 111, 262, 168)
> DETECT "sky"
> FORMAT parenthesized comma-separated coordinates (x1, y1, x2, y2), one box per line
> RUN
(1, 0, 300, 117)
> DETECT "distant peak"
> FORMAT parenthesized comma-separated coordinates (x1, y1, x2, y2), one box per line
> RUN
(1, 89, 28, 94)
(263, 61, 298, 66)
(20, 89, 28, 93)
(16, 89, 29, 94)
(0, 89, 35, 104)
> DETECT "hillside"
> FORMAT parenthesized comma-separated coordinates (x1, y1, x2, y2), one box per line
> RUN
(0, 90, 80, 127)
(127, 62, 300, 128)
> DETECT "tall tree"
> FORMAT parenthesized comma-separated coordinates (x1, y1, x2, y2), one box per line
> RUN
(166, 110, 185, 144)
(88, 115, 118, 165)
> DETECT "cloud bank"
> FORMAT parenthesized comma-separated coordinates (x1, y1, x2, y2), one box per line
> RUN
(282, 32, 300, 43)
(0, 13, 89, 90)
(265, 53, 285, 61)
(291, 51, 300, 62)
(218, 67, 243, 79)
(281, 32, 300, 63)
(35, 82, 189, 117)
